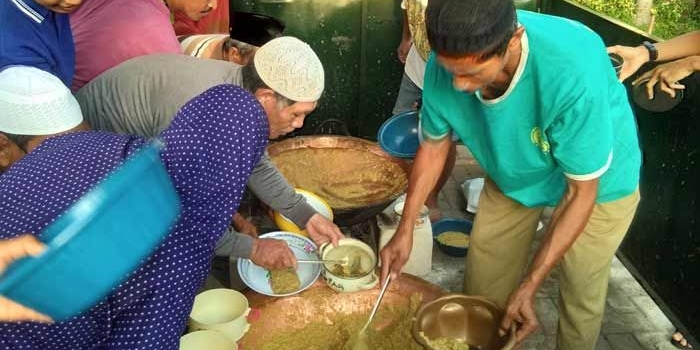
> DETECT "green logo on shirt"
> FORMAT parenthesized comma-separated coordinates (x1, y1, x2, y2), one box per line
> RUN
(530, 127, 550, 153)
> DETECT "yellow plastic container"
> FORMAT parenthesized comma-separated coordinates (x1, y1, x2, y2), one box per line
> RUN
(273, 189, 334, 238)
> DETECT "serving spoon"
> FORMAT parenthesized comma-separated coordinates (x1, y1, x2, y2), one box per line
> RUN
(347, 274, 393, 350)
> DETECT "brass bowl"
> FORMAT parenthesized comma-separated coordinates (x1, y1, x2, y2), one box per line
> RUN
(412, 294, 516, 350)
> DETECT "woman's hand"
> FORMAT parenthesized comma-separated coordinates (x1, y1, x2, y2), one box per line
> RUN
(305, 214, 344, 247)
(232, 212, 258, 238)
(0, 235, 53, 322)
(250, 238, 296, 270)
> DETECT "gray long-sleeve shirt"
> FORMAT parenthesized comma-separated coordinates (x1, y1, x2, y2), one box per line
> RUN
(75, 53, 316, 257)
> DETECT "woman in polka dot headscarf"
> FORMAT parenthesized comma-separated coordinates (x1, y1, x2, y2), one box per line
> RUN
(0, 66, 273, 349)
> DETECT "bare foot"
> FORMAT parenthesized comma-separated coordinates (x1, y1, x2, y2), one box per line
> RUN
(672, 331, 694, 349)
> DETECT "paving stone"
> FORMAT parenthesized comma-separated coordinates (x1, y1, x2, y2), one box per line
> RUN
(536, 269, 561, 298)
(634, 331, 678, 350)
(630, 295, 675, 331)
(536, 298, 559, 335)
(450, 166, 473, 184)
(606, 333, 645, 350)
(443, 191, 466, 212)
(606, 291, 641, 314)
(609, 274, 648, 297)
(521, 334, 557, 350)
(456, 145, 473, 159)
(596, 336, 614, 350)
(602, 310, 655, 333)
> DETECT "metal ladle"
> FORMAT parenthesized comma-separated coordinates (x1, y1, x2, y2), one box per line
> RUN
(348, 274, 393, 350)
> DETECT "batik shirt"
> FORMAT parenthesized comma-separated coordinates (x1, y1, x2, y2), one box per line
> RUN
(0, 85, 268, 349)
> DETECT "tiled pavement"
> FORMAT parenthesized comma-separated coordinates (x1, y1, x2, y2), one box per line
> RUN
(424, 145, 679, 350)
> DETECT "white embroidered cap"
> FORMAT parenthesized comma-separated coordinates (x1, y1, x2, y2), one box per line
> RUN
(254, 36, 325, 102)
(0, 66, 83, 135)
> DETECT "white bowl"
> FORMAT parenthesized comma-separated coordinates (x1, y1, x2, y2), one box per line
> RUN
(180, 330, 239, 350)
(189, 289, 250, 341)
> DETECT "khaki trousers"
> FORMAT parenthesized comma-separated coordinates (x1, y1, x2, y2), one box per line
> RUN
(464, 179, 640, 350)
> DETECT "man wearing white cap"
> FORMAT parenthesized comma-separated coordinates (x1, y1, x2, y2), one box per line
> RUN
(75, 38, 342, 255)
(0, 67, 88, 171)
(0, 38, 326, 349)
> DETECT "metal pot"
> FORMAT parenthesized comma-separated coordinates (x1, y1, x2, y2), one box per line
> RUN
(268, 136, 411, 227)
(240, 274, 446, 349)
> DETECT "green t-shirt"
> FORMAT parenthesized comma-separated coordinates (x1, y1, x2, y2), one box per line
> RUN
(421, 11, 641, 207)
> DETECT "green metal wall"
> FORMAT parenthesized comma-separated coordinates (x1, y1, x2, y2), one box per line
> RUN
(544, 0, 700, 341)
(233, 0, 538, 138)
(234, 0, 404, 139)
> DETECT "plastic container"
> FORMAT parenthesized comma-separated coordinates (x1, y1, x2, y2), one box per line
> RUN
(461, 177, 485, 214)
(377, 110, 420, 159)
(273, 189, 333, 238)
(432, 218, 473, 258)
(0, 142, 181, 321)
(378, 198, 433, 276)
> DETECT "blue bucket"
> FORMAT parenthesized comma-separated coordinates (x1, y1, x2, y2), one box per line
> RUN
(377, 110, 420, 159)
(432, 217, 473, 258)
(0, 141, 181, 321)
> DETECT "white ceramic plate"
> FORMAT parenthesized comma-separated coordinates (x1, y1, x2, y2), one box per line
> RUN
(237, 231, 321, 297)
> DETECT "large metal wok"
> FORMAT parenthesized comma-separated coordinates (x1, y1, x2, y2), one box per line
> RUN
(240, 274, 446, 349)
(268, 136, 411, 227)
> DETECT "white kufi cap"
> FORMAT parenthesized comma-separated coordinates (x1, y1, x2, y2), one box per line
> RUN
(254, 36, 325, 102)
(0, 66, 83, 135)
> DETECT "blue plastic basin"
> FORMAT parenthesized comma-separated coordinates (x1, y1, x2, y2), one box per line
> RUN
(432, 217, 473, 258)
(0, 141, 181, 321)
(377, 110, 420, 159)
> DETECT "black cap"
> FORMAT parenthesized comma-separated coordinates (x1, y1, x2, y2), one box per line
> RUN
(426, 0, 516, 56)
(229, 11, 286, 47)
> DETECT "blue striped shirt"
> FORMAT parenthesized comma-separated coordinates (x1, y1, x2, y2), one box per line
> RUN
(0, 0, 75, 87)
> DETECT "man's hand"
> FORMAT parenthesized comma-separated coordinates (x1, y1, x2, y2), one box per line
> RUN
(632, 56, 699, 99)
(607, 45, 649, 82)
(397, 38, 412, 64)
(0, 235, 53, 322)
(232, 212, 258, 238)
(499, 281, 539, 346)
(305, 214, 344, 247)
(379, 225, 413, 286)
(250, 238, 296, 270)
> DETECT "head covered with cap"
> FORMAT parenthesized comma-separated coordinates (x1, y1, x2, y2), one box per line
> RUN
(229, 11, 285, 47)
(426, 0, 517, 60)
(253, 36, 325, 103)
(0, 66, 83, 137)
(0, 66, 84, 170)
(239, 36, 324, 139)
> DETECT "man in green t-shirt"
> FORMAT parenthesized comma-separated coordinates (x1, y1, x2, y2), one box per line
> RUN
(379, 0, 641, 349)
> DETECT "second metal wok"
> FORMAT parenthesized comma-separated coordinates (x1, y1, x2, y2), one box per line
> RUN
(267, 136, 410, 227)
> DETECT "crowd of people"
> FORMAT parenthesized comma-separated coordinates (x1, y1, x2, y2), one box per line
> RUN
(0, 0, 696, 349)
(0, 0, 342, 347)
